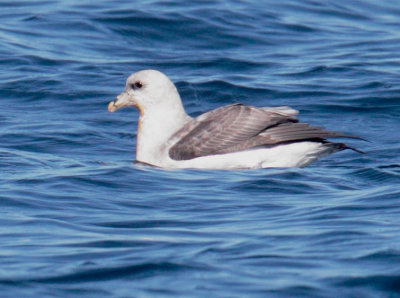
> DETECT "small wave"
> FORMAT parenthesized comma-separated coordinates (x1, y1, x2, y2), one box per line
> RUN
(0, 262, 194, 285)
(330, 274, 400, 293)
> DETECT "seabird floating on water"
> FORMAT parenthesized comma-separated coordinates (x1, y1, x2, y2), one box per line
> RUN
(108, 69, 362, 169)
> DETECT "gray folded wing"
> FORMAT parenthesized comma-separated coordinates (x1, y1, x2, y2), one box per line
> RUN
(168, 103, 356, 160)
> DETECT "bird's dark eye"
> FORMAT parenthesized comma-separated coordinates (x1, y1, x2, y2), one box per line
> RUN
(131, 81, 143, 90)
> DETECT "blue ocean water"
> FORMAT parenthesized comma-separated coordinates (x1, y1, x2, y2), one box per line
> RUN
(1, 0, 400, 296)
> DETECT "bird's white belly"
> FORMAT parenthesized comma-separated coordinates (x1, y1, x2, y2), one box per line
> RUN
(157, 141, 334, 169)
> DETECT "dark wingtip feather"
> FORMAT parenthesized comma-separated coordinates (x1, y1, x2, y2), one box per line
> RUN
(346, 145, 365, 154)
(333, 133, 368, 142)
(326, 142, 365, 154)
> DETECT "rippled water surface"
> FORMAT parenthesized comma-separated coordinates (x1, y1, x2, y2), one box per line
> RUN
(1, 0, 400, 297)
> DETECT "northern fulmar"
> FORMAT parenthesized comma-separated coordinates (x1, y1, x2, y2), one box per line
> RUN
(108, 69, 362, 169)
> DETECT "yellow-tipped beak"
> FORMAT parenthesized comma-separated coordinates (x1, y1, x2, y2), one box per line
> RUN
(107, 92, 131, 113)
(107, 101, 118, 112)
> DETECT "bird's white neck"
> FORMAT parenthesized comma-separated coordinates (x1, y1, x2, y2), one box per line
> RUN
(136, 104, 191, 166)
